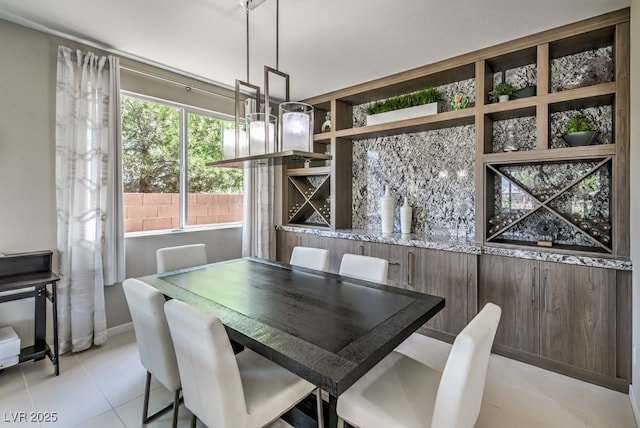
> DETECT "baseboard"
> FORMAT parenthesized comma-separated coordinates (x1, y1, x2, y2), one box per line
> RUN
(107, 322, 133, 337)
(629, 385, 640, 428)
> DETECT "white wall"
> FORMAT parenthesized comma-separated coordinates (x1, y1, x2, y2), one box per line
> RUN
(0, 18, 242, 344)
(629, 0, 640, 421)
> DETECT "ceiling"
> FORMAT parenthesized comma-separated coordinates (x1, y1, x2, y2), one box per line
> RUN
(0, 0, 630, 100)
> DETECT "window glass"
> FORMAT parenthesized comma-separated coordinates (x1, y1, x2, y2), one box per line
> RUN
(121, 95, 243, 233)
(186, 112, 243, 226)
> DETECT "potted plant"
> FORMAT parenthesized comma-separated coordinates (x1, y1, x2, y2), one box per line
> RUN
(365, 87, 443, 126)
(488, 83, 517, 103)
(451, 92, 470, 110)
(561, 113, 600, 147)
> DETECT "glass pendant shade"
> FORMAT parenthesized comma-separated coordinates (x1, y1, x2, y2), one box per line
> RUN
(223, 127, 247, 158)
(247, 112, 277, 155)
(280, 102, 313, 152)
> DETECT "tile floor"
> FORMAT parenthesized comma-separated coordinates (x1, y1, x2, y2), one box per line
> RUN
(0, 330, 636, 428)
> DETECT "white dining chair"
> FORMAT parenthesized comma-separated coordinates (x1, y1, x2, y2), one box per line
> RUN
(122, 278, 182, 428)
(290, 246, 330, 272)
(339, 253, 388, 284)
(156, 243, 207, 273)
(164, 298, 321, 428)
(337, 303, 501, 428)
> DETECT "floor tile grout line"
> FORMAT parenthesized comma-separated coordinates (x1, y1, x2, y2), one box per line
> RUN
(20, 364, 42, 428)
(78, 354, 137, 428)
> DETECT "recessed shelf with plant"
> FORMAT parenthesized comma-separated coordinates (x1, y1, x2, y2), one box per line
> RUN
(549, 101, 613, 149)
(561, 113, 600, 147)
(363, 87, 444, 126)
(488, 83, 518, 103)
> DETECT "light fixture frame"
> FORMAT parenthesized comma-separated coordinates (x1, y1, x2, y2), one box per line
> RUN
(234, 79, 260, 157)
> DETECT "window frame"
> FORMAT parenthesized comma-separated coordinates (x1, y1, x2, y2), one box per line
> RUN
(121, 91, 242, 235)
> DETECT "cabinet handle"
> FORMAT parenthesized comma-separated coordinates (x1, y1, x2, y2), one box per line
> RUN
(531, 266, 536, 306)
(389, 261, 400, 266)
(358, 245, 364, 255)
(543, 268, 548, 312)
(407, 251, 414, 286)
(297, 235, 302, 246)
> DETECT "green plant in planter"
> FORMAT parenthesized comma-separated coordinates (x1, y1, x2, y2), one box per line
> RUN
(364, 87, 442, 115)
(561, 113, 600, 147)
(562, 113, 598, 135)
(488, 83, 517, 102)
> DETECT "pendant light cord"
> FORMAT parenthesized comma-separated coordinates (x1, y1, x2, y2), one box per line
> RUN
(276, 0, 279, 70)
(246, 1, 250, 82)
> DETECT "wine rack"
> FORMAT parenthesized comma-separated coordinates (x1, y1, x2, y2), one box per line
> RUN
(286, 167, 331, 227)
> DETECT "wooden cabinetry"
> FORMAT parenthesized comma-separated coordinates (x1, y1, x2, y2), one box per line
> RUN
(276, 230, 362, 273)
(479, 254, 627, 390)
(479, 255, 540, 354)
(302, 9, 629, 259)
(291, 10, 630, 391)
(362, 242, 406, 287)
(539, 262, 615, 375)
(408, 248, 471, 335)
(276, 230, 630, 390)
(276, 231, 475, 338)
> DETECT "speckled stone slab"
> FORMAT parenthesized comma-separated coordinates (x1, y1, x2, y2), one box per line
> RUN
(351, 125, 475, 238)
(482, 245, 631, 271)
(276, 225, 632, 271)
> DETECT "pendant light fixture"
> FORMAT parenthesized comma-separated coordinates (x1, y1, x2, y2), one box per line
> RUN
(225, 0, 314, 159)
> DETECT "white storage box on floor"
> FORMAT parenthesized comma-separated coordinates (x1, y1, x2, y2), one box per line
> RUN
(0, 326, 20, 369)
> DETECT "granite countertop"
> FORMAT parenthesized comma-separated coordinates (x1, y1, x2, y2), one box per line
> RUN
(276, 225, 632, 271)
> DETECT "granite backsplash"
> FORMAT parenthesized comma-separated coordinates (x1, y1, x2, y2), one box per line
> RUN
(351, 125, 475, 238)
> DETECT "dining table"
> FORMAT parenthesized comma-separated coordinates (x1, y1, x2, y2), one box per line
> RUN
(137, 257, 445, 428)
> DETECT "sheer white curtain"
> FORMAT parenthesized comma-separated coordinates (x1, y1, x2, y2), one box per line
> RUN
(55, 46, 125, 353)
(242, 161, 276, 259)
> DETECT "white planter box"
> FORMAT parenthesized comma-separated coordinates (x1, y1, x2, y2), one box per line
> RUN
(365, 101, 442, 126)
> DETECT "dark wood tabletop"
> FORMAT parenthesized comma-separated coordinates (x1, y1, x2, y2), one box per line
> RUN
(138, 257, 444, 427)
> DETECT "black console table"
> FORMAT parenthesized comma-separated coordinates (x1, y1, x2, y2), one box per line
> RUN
(0, 251, 59, 375)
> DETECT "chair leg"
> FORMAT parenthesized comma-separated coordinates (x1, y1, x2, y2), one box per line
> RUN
(315, 388, 324, 428)
(191, 414, 197, 428)
(142, 371, 152, 423)
(142, 371, 181, 424)
(171, 389, 181, 428)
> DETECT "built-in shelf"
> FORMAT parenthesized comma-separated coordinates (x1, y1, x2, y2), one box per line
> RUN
(329, 108, 475, 141)
(207, 150, 332, 168)
(482, 144, 616, 164)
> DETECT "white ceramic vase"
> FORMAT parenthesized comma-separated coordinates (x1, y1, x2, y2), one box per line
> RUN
(380, 186, 395, 234)
(400, 197, 412, 234)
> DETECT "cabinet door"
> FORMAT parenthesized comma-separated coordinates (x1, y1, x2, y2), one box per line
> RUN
(363, 242, 406, 287)
(316, 237, 363, 274)
(539, 262, 615, 375)
(275, 231, 298, 263)
(409, 248, 468, 335)
(479, 254, 539, 354)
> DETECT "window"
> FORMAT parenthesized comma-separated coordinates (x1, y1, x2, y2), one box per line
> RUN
(121, 94, 243, 233)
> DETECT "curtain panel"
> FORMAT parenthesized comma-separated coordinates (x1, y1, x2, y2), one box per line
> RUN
(55, 46, 125, 353)
(242, 162, 276, 259)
